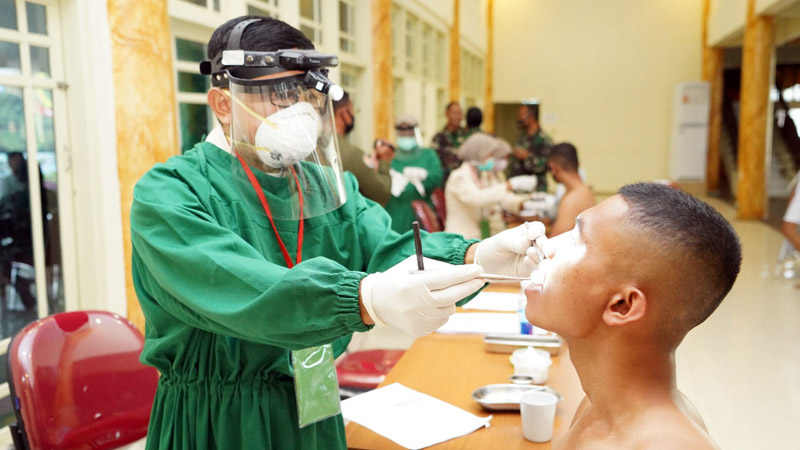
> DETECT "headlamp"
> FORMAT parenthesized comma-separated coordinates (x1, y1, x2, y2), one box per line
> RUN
(199, 18, 342, 97)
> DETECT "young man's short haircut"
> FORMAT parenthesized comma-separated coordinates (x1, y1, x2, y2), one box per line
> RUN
(466, 107, 483, 128)
(548, 143, 579, 172)
(618, 183, 742, 330)
(207, 16, 313, 61)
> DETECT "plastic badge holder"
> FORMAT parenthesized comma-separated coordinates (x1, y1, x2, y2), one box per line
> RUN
(510, 346, 552, 384)
(292, 344, 341, 428)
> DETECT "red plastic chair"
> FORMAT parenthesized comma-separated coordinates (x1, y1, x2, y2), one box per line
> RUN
(430, 188, 447, 229)
(336, 349, 405, 395)
(411, 200, 442, 232)
(7, 311, 159, 450)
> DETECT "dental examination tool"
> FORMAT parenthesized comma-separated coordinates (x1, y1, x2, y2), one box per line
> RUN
(412, 221, 424, 271)
(478, 274, 531, 282)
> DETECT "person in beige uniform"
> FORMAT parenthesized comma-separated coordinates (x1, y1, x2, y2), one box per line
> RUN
(333, 91, 394, 206)
(524, 183, 741, 450)
(444, 132, 530, 239)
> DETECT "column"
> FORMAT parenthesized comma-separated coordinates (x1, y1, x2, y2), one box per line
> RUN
(371, 0, 393, 139)
(484, 0, 495, 134)
(449, 0, 460, 102)
(107, 0, 179, 330)
(737, 0, 774, 219)
(702, 0, 724, 193)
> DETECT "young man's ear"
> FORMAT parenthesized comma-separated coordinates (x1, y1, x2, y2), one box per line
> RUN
(602, 287, 646, 326)
(208, 88, 231, 127)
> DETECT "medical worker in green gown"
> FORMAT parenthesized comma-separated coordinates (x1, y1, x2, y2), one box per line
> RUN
(130, 16, 548, 450)
(385, 113, 444, 234)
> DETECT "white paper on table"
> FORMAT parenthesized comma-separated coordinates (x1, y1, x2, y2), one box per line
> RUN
(436, 312, 520, 335)
(461, 291, 520, 312)
(341, 383, 492, 449)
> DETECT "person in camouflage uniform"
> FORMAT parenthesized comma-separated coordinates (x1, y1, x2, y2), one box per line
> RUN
(508, 104, 553, 191)
(432, 102, 467, 183)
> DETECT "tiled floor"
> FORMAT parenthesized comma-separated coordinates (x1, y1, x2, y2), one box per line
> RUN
(349, 195, 800, 450)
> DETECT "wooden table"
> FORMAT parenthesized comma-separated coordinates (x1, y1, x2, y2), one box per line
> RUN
(345, 332, 584, 449)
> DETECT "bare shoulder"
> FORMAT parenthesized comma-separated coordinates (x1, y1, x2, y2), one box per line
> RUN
(629, 408, 719, 450)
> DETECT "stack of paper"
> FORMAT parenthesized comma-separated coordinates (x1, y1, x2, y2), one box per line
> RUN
(436, 312, 520, 335)
(341, 383, 492, 449)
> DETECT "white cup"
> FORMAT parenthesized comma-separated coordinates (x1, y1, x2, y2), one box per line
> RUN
(520, 390, 558, 442)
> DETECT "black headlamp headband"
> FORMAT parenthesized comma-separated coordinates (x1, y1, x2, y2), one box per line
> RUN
(199, 18, 339, 89)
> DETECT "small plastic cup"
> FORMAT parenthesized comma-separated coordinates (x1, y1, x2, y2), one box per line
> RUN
(510, 347, 552, 384)
(520, 390, 558, 442)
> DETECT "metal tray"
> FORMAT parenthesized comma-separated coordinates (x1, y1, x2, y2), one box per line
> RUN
(472, 384, 562, 411)
(483, 333, 562, 355)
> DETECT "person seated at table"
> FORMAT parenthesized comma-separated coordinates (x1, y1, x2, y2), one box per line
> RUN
(444, 132, 530, 239)
(524, 183, 741, 450)
(544, 143, 595, 237)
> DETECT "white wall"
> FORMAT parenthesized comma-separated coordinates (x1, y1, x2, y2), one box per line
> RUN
(494, 0, 703, 192)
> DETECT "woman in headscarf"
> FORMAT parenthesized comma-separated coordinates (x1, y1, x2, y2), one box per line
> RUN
(444, 132, 530, 239)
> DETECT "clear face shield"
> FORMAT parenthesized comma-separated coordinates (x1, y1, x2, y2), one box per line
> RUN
(206, 49, 346, 220)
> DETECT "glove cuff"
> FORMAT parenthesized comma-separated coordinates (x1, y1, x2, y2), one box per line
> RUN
(360, 273, 388, 327)
(473, 241, 487, 270)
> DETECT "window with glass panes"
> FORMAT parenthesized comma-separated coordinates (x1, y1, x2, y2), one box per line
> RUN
(391, 4, 447, 141)
(0, 0, 71, 377)
(178, 0, 221, 13)
(247, 0, 278, 18)
(173, 36, 215, 152)
(460, 47, 484, 107)
(338, 0, 355, 55)
(299, 0, 322, 44)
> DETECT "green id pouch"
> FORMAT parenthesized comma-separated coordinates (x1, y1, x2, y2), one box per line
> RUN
(292, 344, 341, 428)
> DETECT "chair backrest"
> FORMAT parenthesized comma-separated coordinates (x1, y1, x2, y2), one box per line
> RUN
(430, 187, 447, 228)
(7, 311, 159, 450)
(411, 200, 442, 232)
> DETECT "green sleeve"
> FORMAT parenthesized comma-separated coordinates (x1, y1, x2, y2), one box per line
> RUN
(421, 148, 444, 193)
(338, 185, 477, 271)
(131, 167, 370, 351)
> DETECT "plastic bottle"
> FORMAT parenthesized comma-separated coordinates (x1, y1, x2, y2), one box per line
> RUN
(518, 293, 532, 334)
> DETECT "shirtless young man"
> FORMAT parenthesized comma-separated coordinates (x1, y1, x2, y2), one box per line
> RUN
(525, 183, 741, 449)
(543, 143, 595, 237)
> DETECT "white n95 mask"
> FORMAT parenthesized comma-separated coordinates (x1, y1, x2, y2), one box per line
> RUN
(254, 102, 321, 169)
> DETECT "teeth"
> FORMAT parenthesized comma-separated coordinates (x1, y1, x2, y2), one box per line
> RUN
(530, 260, 552, 286)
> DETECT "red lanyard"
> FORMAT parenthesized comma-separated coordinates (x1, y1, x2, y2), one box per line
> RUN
(235, 153, 304, 267)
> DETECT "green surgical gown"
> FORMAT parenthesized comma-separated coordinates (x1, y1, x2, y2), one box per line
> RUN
(384, 147, 444, 234)
(130, 142, 477, 450)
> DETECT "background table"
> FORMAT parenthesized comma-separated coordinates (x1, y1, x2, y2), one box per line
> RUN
(345, 332, 584, 449)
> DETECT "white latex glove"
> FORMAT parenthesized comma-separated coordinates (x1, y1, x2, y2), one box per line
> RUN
(389, 169, 409, 197)
(474, 222, 547, 277)
(509, 175, 538, 192)
(360, 256, 484, 337)
(402, 166, 429, 182)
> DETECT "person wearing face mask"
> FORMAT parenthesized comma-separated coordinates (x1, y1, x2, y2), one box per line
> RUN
(508, 104, 553, 191)
(129, 16, 551, 450)
(385, 113, 444, 234)
(444, 133, 529, 239)
(332, 91, 393, 206)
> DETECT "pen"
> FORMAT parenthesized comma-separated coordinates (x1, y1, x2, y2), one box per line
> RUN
(412, 221, 424, 271)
